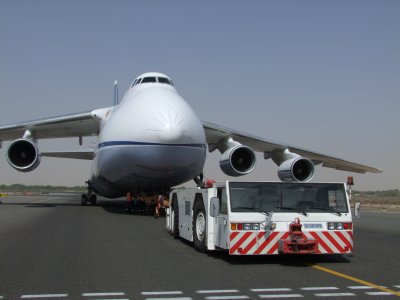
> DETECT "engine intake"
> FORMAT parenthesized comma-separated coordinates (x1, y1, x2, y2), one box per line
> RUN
(7, 139, 41, 172)
(220, 145, 256, 177)
(278, 157, 314, 182)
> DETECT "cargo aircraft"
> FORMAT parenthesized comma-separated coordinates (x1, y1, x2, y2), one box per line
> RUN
(0, 72, 381, 204)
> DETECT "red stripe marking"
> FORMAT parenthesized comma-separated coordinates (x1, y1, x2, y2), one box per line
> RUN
(267, 232, 289, 254)
(323, 231, 345, 253)
(281, 232, 290, 240)
(242, 234, 258, 254)
(229, 231, 241, 253)
(242, 232, 266, 254)
(310, 232, 333, 254)
(267, 242, 279, 254)
(229, 231, 240, 254)
(254, 232, 279, 255)
(268, 232, 289, 254)
(336, 231, 353, 252)
(305, 232, 321, 254)
(230, 232, 252, 254)
(230, 231, 240, 241)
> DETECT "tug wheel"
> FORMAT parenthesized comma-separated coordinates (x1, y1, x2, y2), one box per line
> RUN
(193, 200, 207, 252)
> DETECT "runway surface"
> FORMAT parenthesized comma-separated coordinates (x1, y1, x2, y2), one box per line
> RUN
(0, 195, 399, 299)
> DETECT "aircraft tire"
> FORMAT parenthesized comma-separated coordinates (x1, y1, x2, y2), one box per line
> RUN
(193, 199, 207, 252)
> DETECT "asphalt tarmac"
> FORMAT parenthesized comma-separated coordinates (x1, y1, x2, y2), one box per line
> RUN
(0, 195, 399, 299)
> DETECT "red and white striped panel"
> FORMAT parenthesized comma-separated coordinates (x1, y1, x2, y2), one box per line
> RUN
(229, 231, 353, 255)
(305, 231, 353, 254)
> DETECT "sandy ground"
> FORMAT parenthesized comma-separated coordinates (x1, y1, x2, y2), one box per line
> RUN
(354, 194, 400, 212)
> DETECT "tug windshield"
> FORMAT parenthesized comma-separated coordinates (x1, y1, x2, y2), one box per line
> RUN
(229, 182, 348, 214)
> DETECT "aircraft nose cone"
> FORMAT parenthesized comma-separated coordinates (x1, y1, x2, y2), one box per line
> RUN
(161, 123, 181, 142)
(152, 110, 185, 143)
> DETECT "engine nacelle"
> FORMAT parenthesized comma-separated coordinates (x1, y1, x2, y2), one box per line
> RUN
(278, 157, 314, 182)
(220, 145, 256, 177)
(7, 139, 41, 172)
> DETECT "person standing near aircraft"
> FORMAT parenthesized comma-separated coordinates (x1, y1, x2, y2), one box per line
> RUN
(125, 191, 133, 213)
(154, 194, 164, 218)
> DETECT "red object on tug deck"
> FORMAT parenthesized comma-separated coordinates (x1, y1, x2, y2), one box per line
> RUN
(278, 219, 318, 254)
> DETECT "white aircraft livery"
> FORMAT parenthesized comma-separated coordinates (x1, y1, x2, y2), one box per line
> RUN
(0, 72, 381, 203)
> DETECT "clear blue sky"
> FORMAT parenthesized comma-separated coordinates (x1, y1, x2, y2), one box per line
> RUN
(0, 0, 399, 190)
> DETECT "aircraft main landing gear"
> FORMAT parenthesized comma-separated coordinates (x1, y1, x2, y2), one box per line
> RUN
(81, 180, 97, 206)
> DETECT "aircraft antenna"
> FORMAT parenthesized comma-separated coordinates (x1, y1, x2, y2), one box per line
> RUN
(113, 80, 119, 106)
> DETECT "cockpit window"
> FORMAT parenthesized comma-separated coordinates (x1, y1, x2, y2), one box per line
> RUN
(158, 77, 172, 85)
(131, 76, 174, 87)
(131, 78, 142, 87)
(141, 77, 157, 83)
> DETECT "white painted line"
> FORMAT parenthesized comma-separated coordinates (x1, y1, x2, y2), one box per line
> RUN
(365, 291, 393, 296)
(145, 298, 192, 300)
(205, 296, 249, 300)
(82, 292, 125, 297)
(315, 293, 355, 297)
(301, 287, 338, 291)
(259, 295, 303, 299)
(251, 288, 292, 292)
(21, 294, 68, 299)
(347, 286, 374, 290)
(142, 291, 183, 295)
(394, 285, 400, 288)
(196, 290, 239, 294)
(91, 299, 129, 300)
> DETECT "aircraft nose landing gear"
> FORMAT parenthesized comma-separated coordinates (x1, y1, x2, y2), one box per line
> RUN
(81, 180, 97, 206)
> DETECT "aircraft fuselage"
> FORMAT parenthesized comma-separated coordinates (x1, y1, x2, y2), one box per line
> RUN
(90, 73, 206, 197)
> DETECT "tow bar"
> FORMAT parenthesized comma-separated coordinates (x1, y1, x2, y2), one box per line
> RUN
(278, 218, 318, 254)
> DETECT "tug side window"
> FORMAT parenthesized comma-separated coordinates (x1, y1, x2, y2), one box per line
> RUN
(217, 188, 228, 214)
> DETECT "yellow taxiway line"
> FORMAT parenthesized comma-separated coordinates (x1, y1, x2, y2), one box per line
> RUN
(305, 262, 400, 297)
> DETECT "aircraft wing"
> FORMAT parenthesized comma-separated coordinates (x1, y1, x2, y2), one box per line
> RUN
(0, 111, 101, 142)
(202, 121, 382, 174)
(42, 150, 94, 160)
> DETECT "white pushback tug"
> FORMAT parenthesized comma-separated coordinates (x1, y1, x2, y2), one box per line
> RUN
(166, 179, 359, 255)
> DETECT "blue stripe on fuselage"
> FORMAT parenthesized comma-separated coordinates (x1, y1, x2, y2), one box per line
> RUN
(97, 141, 206, 149)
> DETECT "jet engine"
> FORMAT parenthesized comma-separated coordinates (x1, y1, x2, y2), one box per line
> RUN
(220, 145, 256, 177)
(7, 138, 41, 172)
(277, 156, 314, 182)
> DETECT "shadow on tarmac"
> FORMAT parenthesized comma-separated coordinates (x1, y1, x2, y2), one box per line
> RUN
(206, 251, 351, 266)
(2, 202, 81, 208)
(175, 236, 351, 266)
(1, 197, 160, 218)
